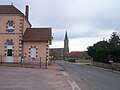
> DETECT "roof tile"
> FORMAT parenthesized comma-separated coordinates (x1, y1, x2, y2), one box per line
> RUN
(23, 28, 52, 42)
(67, 51, 91, 58)
(0, 5, 23, 14)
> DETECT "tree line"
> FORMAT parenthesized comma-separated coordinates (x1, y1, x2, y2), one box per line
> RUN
(87, 32, 120, 63)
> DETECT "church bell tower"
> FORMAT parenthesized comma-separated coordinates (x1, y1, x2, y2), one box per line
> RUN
(64, 31, 69, 58)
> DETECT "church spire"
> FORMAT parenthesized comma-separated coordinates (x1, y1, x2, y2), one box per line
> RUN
(64, 31, 68, 41)
(64, 31, 69, 60)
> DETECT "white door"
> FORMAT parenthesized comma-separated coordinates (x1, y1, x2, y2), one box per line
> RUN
(30, 48, 36, 58)
(6, 45, 13, 62)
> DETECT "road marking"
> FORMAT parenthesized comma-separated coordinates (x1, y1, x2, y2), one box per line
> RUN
(61, 71, 82, 90)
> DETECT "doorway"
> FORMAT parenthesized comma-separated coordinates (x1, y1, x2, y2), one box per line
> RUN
(6, 40, 14, 62)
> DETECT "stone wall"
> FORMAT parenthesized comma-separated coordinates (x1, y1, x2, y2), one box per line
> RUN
(112, 63, 120, 71)
(75, 59, 92, 63)
(92, 62, 120, 71)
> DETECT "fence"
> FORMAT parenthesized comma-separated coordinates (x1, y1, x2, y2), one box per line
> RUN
(0, 55, 49, 69)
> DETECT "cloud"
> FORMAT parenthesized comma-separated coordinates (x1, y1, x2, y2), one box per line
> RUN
(0, 0, 120, 50)
(26, 0, 120, 41)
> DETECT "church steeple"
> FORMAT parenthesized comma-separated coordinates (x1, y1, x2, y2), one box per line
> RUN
(64, 31, 69, 59)
(64, 31, 68, 41)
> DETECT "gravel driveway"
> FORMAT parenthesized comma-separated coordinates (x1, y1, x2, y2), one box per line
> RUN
(0, 65, 72, 90)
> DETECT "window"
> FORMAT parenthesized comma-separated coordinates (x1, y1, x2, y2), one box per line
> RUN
(7, 49, 12, 56)
(30, 48, 36, 58)
(6, 40, 13, 45)
(6, 39, 13, 56)
(6, 21, 14, 32)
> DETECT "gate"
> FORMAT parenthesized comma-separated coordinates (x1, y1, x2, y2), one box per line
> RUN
(0, 55, 49, 69)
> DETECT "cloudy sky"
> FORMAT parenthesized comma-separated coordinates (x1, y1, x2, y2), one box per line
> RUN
(1, 0, 120, 51)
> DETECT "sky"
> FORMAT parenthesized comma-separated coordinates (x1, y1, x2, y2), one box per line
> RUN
(0, 0, 120, 51)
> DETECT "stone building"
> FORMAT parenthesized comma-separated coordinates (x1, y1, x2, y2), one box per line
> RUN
(50, 32, 91, 62)
(50, 31, 69, 60)
(64, 31, 69, 58)
(66, 51, 91, 61)
(0, 5, 52, 63)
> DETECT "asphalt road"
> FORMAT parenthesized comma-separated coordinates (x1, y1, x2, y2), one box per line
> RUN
(57, 60, 120, 90)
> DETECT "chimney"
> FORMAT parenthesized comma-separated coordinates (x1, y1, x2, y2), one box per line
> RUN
(25, 5, 29, 20)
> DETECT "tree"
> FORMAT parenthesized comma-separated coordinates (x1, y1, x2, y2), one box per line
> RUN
(109, 32, 120, 62)
(87, 46, 95, 60)
(87, 32, 120, 63)
(109, 32, 120, 45)
(94, 41, 110, 63)
(87, 41, 110, 63)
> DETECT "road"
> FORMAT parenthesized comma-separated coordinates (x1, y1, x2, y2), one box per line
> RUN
(57, 60, 120, 90)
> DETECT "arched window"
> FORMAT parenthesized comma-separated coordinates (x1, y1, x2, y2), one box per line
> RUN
(6, 20, 14, 32)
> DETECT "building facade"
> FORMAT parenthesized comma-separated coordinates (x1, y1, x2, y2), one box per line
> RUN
(67, 51, 91, 60)
(50, 48, 64, 60)
(23, 28, 51, 62)
(0, 5, 52, 63)
(50, 31, 69, 60)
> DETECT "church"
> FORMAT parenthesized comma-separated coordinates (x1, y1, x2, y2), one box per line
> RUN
(50, 31, 91, 62)
(50, 31, 69, 60)
(0, 4, 52, 63)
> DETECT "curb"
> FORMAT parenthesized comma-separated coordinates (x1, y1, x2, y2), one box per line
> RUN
(57, 63, 82, 90)
(61, 71, 82, 90)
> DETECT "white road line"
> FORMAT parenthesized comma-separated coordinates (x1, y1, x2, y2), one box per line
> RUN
(61, 71, 82, 90)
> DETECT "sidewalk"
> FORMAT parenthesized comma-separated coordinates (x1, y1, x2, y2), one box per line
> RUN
(0, 64, 72, 90)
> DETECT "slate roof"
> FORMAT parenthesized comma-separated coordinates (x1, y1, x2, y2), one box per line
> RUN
(23, 28, 52, 42)
(64, 31, 68, 41)
(0, 5, 23, 14)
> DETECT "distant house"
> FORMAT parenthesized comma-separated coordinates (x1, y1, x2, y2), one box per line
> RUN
(0, 4, 52, 63)
(66, 51, 92, 63)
